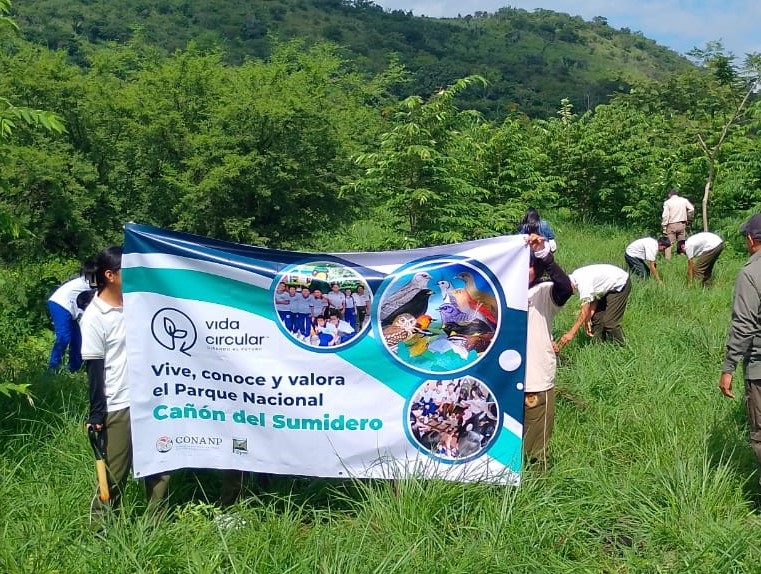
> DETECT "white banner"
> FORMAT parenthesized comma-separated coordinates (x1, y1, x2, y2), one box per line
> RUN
(124, 224, 529, 484)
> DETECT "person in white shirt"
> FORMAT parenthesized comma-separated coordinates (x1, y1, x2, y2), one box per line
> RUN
(47, 263, 95, 372)
(326, 282, 346, 318)
(560, 264, 631, 346)
(353, 285, 371, 329)
(677, 231, 724, 286)
(661, 189, 695, 259)
(523, 234, 573, 468)
(624, 236, 671, 282)
(80, 246, 170, 523)
(323, 311, 356, 345)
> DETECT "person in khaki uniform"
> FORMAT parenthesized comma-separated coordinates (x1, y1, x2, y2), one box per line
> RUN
(560, 264, 631, 346)
(676, 231, 724, 287)
(661, 189, 695, 259)
(719, 214, 761, 479)
(523, 234, 573, 469)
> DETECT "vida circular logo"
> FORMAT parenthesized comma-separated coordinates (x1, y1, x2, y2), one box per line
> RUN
(151, 307, 197, 356)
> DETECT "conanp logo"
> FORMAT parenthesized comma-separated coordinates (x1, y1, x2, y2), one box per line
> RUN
(155, 436, 173, 453)
(151, 307, 197, 356)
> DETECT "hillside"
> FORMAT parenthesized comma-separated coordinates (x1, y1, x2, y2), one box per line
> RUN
(12, 0, 692, 117)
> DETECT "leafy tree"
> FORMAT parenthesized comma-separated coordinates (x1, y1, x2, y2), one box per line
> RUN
(0, 0, 65, 399)
(350, 76, 496, 246)
(689, 47, 761, 229)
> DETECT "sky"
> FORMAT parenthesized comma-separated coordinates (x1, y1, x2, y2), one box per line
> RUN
(373, 1, 761, 60)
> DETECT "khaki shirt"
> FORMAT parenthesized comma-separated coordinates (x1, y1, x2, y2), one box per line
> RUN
(723, 250, 761, 379)
(661, 195, 695, 227)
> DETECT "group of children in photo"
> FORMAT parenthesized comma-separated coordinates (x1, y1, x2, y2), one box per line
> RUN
(409, 378, 498, 459)
(274, 281, 372, 346)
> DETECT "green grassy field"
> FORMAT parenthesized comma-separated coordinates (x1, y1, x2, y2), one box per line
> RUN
(2, 222, 760, 573)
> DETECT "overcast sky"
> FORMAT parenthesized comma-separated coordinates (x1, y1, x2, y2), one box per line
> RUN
(373, 1, 761, 60)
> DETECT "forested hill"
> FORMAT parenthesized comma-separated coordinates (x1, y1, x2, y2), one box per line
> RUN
(12, 0, 691, 117)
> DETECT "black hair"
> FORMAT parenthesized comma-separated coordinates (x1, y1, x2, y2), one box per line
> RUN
(657, 236, 672, 248)
(676, 239, 686, 254)
(80, 258, 97, 288)
(327, 310, 340, 319)
(520, 207, 541, 234)
(94, 245, 122, 292)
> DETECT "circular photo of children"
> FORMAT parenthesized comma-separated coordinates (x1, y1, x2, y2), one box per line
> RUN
(273, 262, 372, 349)
(407, 377, 500, 463)
(375, 260, 499, 374)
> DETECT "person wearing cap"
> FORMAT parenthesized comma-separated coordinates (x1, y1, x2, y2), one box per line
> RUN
(624, 236, 671, 282)
(559, 264, 631, 347)
(718, 213, 761, 477)
(524, 233, 573, 469)
(661, 189, 695, 259)
(676, 231, 724, 287)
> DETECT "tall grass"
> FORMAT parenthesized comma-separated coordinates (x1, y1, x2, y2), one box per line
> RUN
(2, 222, 760, 573)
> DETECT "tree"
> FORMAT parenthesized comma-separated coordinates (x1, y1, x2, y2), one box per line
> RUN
(0, 0, 65, 240)
(690, 46, 761, 230)
(0, 0, 65, 399)
(349, 76, 496, 245)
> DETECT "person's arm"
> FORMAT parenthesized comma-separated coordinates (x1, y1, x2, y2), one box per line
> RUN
(686, 200, 695, 224)
(648, 260, 662, 283)
(720, 272, 760, 398)
(559, 302, 593, 347)
(661, 202, 670, 231)
(86, 359, 107, 429)
(543, 252, 573, 306)
(540, 220, 556, 241)
(687, 259, 694, 284)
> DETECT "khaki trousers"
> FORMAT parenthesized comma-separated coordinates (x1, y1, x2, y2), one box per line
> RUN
(91, 407, 170, 518)
(523, 388, 555, 470)
(590, 278, 631, 345)
(664, 222, 687, 259)
(693, 243, 724, 286)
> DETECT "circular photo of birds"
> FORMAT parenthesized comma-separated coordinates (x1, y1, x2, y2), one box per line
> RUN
(273, 262, 372, 349)
(407, 376, 500, 463)
(375, 260, 500, 373)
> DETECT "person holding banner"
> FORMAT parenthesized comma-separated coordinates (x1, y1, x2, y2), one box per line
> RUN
(524, 234, 573, 468)
(80, 246, 171, 524)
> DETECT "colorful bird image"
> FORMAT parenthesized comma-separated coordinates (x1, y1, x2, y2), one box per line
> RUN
(381, 313, 418, 349)
(405, 334, 431, 357)
(379, 271, 433, 325)
(443, 319, 495, 337)
(450, 288, 497, 326)
(377, 262, 501, 374)
(415, 313, 435, 333)
(437, 303, 469, 325)
(437, 280, 454, 303)
(456, 271, 498, 322)
(382, 289, 433, 327)
(464, 332, 494, 353)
